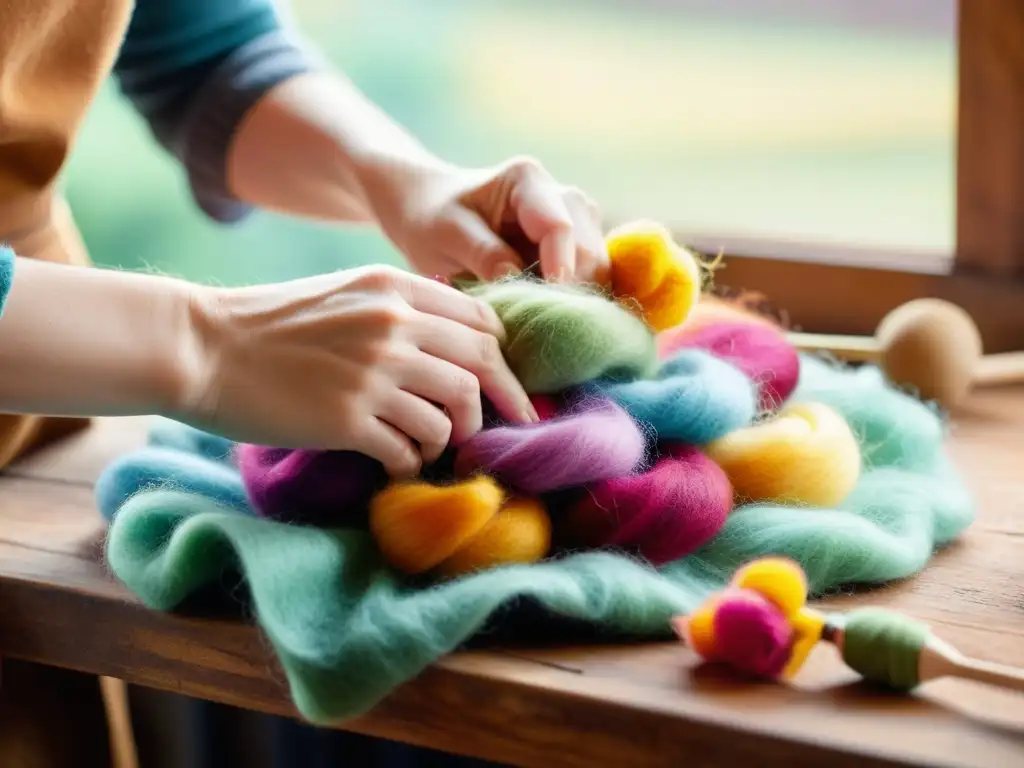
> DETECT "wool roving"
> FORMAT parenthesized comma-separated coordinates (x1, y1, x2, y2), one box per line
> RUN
(596, 349, 757, 445)
(368, 476, 550, 577)
(99, 351, 974, 723)
(559, 443, 733, 565)
(705, 401, 862, 508)
(235, 444, 386, 525)
(462, 278, 660, 393)
(605, 220, 703, 332)
(454, 395, 646, 495)
(659, 321, 801, 411)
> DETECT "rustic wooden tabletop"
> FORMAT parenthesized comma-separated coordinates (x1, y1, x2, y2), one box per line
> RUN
(1, 391, 1023, 767)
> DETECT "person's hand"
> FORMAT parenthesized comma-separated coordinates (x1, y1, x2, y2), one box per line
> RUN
(367, 156, 609, 285)
(180, 265, 538, 477)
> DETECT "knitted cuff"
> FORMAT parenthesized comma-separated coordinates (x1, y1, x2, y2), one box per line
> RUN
(0, 247, 14, 321)
(176, 30, 323, 224)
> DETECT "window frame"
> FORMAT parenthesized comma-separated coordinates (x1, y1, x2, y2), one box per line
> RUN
(675, 0, 1023, 353)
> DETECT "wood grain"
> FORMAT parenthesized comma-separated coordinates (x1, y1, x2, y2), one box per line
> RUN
(2, 396, 1024, 767)
(957, 0, 1024, 279)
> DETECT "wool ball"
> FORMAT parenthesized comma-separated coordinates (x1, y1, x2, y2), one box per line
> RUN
(605, 219, 703, 332)
(435, 497, 551, 578)
(712, 592, 793, 678)
(465, 279, 659, 393)
(729, 556, 807, 618)
(706, 401, 861, 508)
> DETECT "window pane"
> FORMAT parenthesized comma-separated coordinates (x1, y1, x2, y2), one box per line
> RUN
(67, 0, 956, 284)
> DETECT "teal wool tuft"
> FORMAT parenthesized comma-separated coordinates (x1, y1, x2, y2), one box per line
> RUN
(464, 278, 659, 393)
(100, 355, 974, 725)
(0, 247, 14, 319)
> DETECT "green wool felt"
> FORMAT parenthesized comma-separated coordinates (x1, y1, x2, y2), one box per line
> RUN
(103, 355, 974, 725)
(839, 608, 931, 690)
(464, 278, 659, 393)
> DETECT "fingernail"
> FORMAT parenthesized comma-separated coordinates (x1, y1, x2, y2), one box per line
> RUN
(523, 403, 540, 423)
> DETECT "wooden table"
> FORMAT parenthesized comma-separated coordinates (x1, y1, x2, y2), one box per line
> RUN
(2, 392, 1024, 768)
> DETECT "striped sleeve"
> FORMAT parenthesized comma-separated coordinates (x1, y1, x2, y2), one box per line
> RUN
(113, 0, 322, 223)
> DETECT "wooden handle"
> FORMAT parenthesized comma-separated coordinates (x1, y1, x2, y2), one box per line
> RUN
(973, 351, 1024, 387)
(786, 332, 881, 363)
(919, 640, 1024, 693)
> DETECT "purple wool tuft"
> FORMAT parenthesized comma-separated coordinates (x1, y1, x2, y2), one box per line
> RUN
(235, 444, 387, 525)
(454, 395, 647, 495)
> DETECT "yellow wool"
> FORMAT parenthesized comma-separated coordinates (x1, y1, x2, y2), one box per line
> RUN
(706, 402, 862, 508)
(605, 220, 703, 332)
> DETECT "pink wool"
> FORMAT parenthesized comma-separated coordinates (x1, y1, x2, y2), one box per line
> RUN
(657, 321, 800, 410)
(712, 592, 793, 678)
(560, 443, 733, 565)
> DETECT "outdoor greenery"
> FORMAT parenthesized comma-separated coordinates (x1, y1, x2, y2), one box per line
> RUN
(64, 0, 956, 286)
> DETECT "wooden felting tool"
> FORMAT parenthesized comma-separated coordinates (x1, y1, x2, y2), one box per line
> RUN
(674, 558, 1024, 698)
(787, 298, 1024, 409)
(823, 608, 1024, 695)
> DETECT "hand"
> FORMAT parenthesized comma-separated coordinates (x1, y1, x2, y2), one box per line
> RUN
(180, 265, 538, 477)
(368, 156, 609, 285)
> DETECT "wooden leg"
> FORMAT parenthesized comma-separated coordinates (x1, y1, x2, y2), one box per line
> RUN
(0, 659, 113, 768)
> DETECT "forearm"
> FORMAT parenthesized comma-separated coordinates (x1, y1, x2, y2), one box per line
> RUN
(225, 71, 446, 224)
(0, 255, 196, 418)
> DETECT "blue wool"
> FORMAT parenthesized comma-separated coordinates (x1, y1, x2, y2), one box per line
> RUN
(0, 247, 14, 320)
(149, 417, 237, 465)
(98, 356, 975, 724)
(95, 446, 253, 521)
(596, 349, 757, 444)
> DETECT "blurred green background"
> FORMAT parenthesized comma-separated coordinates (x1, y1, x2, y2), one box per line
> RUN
(64, 0, 957, 286)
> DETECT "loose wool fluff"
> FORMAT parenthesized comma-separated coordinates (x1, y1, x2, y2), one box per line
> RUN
(369, 476, 551, 577)
(605, 219, 703, 332)
(705, 401, 862, 507)
(95, 220, 976, 725)
(463, 279, 660, 393)
(560, 443, 733, 565)
(597, 350, 757, 445)
(659, 321, 801, 411)
(100, 350, 974, 723)
(454, 395, 646, 495)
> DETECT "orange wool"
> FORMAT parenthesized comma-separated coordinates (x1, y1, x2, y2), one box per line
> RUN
(369, 476, 551, 578)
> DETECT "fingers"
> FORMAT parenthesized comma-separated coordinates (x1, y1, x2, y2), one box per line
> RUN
(378, 389, 453, 463)
(563, 187, 609, 286)
(361, 266, 506, 340)
(391, 351, 483, 445)
(359, 418, 423, 478)
(502, 159, 607, 284)
(408, 314, 538, 430)
(508, 163, 576, 282)
(442, 207, 525, 281)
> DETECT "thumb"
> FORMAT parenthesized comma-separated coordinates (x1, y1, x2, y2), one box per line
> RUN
(448, 207, 524, 281)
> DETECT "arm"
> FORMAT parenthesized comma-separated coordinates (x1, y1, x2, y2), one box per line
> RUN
(113, 0, 320, 223)
(0, 249, 195, 418)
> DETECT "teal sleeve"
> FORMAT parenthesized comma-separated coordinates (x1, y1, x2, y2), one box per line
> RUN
(114, 0, 320, 223)
(0, 247, 14, 322)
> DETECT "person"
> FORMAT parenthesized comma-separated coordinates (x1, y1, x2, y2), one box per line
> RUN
(0, 0, 608, 476)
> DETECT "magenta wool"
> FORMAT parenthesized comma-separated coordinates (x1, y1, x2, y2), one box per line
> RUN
(658, 321, 800, 410)
(235, 444, 386, 524)
(455, 395, 647, 495)
(559, 443, 733, 565)
(712, 593, 793, 678)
